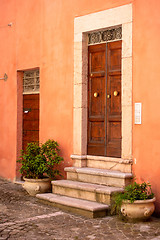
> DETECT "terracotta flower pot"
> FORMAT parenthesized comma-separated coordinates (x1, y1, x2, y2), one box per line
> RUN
(121, 197, 156, 221)
(23, 177, 51, 196)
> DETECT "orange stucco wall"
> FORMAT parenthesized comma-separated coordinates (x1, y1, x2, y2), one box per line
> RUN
(1, 0, 160, 212)
(132, 0, 160, 214)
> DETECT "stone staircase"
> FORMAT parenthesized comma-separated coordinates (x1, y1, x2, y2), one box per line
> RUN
(36, 155, 132, 218)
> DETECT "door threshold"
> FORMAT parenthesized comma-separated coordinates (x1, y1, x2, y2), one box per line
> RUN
(71, 154, 132, 163)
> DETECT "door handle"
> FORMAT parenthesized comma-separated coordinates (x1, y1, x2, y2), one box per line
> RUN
(94, 92, 99, 98)
(107, 94, 111, 99)
(113, 91, 119, 96)
(23, 108, 31, 113)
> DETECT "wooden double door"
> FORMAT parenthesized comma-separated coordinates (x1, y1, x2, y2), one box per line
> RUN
(87, 41, 122, 158)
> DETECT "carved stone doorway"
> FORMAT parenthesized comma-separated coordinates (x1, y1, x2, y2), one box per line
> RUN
(73, 4, 132, 160)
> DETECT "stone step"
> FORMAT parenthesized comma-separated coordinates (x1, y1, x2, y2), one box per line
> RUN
(65, 167, 132, 188)
(71, 154, 132, 173)
(52, 180, 123, 204)
(36, 193, 109, 218)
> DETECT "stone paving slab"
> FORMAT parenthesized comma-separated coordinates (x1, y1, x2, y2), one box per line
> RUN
(0, 177, 160, 239)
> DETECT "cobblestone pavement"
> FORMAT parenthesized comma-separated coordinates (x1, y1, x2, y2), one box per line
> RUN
(0, 178, 160, 240)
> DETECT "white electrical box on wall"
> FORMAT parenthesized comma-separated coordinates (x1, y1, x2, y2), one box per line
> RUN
(135, 103, 142, 124)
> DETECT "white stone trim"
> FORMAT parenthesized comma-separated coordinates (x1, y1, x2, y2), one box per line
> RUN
(73, 4, 132, 159)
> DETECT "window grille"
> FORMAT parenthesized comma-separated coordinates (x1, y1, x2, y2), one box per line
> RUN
(88, 26, 122, 45)
(23, 70, 39, 94)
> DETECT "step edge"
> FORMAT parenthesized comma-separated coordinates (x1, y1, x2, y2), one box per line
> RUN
(65, 167, 133, 178)
(71, 154, 132, 164)
(52, 180, 124, 193)
(36, 193, 109, 211)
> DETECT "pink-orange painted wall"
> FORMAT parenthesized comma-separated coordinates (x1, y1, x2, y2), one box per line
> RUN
(132, 0, 160, 214)
(1, 0, 160, 213)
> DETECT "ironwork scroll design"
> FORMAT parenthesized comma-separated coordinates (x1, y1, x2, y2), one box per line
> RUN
(88, 27, 122, 45)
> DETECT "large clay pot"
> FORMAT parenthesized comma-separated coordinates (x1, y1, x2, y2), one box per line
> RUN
(121, 197, 156, 221)
(23, 177, 51, 196)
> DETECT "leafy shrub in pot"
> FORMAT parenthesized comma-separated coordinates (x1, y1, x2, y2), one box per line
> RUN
(113, 182, 155, 221)
(17, 139, 63, 196)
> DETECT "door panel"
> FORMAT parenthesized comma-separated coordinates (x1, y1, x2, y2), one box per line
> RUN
(23, 120, 39, 131)
(88, 44, 106, 156)
(23, 94, 39, 151)
(109, 75, 121, 115)
(90, 77, 105, 117)
(107, 41, 121, 157)
(23, 110, 39, 121)
(90, 122, 105, 142)
(91, 52, 106, 72)
(87, 41, 122, 157)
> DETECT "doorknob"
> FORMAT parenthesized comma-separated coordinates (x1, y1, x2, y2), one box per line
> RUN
(107, 94, 111, 99)
(94, 92, 99, 98)
(113, 90, 119, 96)
(23, 108, 31, 113)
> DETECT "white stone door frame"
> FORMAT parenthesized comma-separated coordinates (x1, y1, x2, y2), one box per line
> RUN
(73, 4, 132, 160)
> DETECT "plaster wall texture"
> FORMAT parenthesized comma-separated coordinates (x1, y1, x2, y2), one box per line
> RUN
(0, 0, 160, 213)
(132, 0, 160, 213)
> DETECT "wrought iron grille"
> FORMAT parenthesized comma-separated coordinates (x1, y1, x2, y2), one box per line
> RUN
(88, 26, 122, 45)
(23, 70, 39, 94)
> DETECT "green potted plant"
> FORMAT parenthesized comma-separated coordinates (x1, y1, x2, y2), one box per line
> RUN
(17, 139, 63, 196)
(113, 182, 156, 221)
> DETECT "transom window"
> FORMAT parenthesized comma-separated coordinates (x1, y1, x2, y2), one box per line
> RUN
(23, 70, 39, 94)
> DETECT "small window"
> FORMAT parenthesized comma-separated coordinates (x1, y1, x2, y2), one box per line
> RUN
(23, 70, 39, 94)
